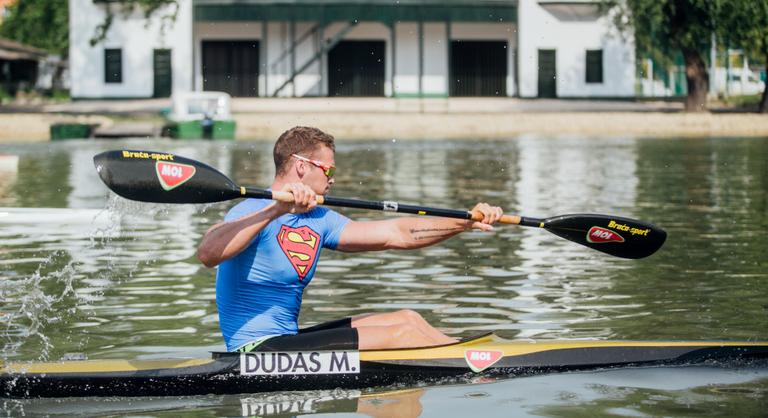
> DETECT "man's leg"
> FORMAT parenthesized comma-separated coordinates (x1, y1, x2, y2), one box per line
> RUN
(352, 309, 457, 349)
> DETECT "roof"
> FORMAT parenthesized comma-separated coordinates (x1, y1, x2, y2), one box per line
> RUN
(537, 0, 601, 21)
(194, 1, 517, 22)
(194, 0, 516, 4)
(0, 37, 47, 61)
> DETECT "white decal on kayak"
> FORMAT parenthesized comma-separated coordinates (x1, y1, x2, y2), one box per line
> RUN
(465, 349, 503, 372)
(240, 351, 360, 376)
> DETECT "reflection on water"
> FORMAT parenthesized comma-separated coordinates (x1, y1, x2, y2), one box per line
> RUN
(3, 368, 767, 417)
(0, 137, 767, 414)
(2, 387, 427, 417)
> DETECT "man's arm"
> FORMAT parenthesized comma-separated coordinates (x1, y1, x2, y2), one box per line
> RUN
(197, 183, 318, 267)
(335, 203, 502, 252)
(197, 202, 285, 267)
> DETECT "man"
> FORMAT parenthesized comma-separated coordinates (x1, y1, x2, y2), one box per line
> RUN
(198, 126, 503, 353)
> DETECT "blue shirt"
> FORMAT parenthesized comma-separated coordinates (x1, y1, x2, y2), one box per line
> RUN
(216, 198, 349, 351)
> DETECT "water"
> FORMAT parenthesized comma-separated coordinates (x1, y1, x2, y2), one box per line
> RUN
(1, 136, 767, 416)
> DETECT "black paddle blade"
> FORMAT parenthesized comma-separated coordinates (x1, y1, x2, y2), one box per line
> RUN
(93, 150, 242, 204)
(543, 214, 667, 259)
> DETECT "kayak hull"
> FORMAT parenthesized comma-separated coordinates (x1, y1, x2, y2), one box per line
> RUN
(3, 334, 768, 398)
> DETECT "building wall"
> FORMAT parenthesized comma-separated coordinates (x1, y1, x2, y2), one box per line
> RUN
(194, 21, 265, 95)
(394, 22, 454, 97)
(323, 21, 391, 97)
(517, 0, 634, 98)
(451, 22, 517, 97)
(195, 20, 517, 98)
(68, 0, 635, 99)
(394, 22, 517, 97)
(196, 21, 391, 97)
(69, 0, 193, 99)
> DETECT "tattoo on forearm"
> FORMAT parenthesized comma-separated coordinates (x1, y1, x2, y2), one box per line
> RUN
(409, 227, 464, 241)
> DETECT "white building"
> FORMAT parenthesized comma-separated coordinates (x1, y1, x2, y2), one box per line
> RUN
(69, 0, 635, 99)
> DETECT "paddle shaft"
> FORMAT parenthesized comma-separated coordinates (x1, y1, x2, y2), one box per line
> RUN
(246, 187, 541, 226)
(93, 150, 667, 258)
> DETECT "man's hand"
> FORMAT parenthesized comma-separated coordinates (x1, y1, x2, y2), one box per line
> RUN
(469, 202, 504, 231)
(276, 182, 318, 214)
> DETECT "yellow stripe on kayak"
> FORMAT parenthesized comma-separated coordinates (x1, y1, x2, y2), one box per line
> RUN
(360, 334, 768, 361)
(3, 335, 767, 374)
(0, 358, 213, 374)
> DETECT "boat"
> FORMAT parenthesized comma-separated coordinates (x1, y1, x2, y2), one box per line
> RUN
(163, 91, 236, 140)
(3, 333, 767, 398)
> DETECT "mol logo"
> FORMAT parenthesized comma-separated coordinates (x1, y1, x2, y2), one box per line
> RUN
(586, 226, 625, 244)
(155, 161, 196, 191)
(464, 349, 503, 372)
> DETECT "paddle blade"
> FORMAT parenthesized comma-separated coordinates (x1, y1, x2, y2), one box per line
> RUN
(93, 150, 242, 204)
(542, 214, 667, 259)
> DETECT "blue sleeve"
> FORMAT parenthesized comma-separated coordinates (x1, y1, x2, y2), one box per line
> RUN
(322, 209, 350, 250)
(223, 199, 271, 244)
(224, 199, 269, 222)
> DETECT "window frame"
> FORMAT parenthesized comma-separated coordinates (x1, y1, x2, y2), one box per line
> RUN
(104, 48, 123, 84)
(585, 49, 604, 84)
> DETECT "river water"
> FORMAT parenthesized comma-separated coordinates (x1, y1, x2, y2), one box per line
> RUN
(1, 136, 767, 416)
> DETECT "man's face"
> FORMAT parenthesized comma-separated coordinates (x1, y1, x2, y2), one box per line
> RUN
(298, 145, 336, 195)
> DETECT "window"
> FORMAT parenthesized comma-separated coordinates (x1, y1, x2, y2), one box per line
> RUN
(586, 49, 603, 84)
(105, 49, 123, 83)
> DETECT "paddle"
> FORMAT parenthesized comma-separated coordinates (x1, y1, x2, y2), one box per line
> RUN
(93, 149, 667, 259)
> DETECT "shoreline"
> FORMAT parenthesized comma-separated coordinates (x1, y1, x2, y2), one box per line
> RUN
(1, 97, 768, 143)
(234, 112, 768, 140)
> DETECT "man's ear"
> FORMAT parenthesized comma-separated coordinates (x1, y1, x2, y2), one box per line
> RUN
(295, 160, 306, 178)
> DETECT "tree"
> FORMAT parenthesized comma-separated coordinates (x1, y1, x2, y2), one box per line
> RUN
(0, 0, 68, 57)
(717, 1, 768, 113)
(603, 0, 720, 112)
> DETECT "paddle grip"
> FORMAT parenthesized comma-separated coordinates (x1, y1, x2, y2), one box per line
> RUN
(470, 212, 522, 225)
(270, 190, 326, 205)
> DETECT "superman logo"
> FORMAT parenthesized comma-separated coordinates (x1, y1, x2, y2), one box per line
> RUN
(276, 225, 320, 281)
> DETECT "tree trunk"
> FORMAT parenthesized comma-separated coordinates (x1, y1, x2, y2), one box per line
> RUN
(682, 47, 709, 112)
(760, 58, 768, 114)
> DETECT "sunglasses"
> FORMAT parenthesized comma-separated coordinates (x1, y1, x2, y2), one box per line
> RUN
(291, 154, 336, 178)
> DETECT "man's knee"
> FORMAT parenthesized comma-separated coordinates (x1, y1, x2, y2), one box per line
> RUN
(389, 322, 418, 340)
(396, 309, 423, 322)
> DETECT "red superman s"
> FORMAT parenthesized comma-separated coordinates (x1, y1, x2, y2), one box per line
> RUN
(276, 225, 320, 281)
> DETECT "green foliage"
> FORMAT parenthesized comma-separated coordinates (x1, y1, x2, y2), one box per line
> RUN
(51, 89, 71, 102)
(602, 0, 720, 67)
(715, 1, 768, 112)
(90, 0, 179, 46)
(718, 93, 762, 108)
(0, 87, 12, 104)
(0, 0, 69, 56)
(718, 1, 768, 58)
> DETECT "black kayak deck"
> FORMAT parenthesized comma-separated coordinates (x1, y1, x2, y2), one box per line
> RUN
(3, 334, 768, 398)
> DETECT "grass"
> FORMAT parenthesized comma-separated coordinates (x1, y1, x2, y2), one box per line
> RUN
(714, 93, 763, 109)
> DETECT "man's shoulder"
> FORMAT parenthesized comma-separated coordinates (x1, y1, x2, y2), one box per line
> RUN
(225, 198, 271, 220)
(305, 206, 345, 220)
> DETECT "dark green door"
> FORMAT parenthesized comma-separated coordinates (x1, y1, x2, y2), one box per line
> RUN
(450, 41, 507, 96)
(202, 40, 259, 97)
(328, 41, 385, 97)
(153, 49, 172, 98)
(537, 49, 557, 98)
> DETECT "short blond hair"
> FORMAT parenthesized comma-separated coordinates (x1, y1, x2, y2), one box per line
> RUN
(273, 126, 335, 175)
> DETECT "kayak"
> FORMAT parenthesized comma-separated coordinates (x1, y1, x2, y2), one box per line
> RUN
(2, 333, 767, 398)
